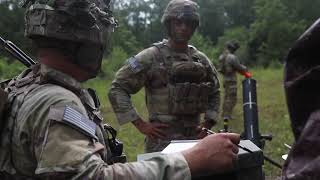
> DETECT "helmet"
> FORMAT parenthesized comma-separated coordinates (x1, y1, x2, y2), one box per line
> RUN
(161, 0, 200, 27)
(226, 41, 240, 52)
(24, 0, 116, 46)
(23, 0, 117, 78)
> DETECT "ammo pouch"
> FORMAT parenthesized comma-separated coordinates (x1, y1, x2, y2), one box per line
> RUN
(168, 82, 213, 115)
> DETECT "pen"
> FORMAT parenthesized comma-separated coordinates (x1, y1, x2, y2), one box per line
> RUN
(202, 128, 253, 153)
(202, 128, 283, 169)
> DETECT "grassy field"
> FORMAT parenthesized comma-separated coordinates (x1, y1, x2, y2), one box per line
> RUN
(85, 67, 293, 178)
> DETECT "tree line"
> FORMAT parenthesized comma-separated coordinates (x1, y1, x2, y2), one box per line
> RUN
(0, 0, 319, 69)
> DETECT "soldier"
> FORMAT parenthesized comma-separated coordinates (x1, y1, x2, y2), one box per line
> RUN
(109, 0, 221, 153)
(218, 41, 249, 131)
(282, 18, 320, 180)
(0, 0, 240, 179)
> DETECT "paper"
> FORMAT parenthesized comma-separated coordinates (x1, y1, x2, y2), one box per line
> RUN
(161, 140, 199, 154)
(282, 154, 288, 160)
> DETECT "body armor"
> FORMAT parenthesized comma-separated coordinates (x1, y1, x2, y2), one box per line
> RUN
(152, 42, 214, 115)
(0, 65, 124, 179)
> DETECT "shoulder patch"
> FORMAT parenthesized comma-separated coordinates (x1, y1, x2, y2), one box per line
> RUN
(128, 57, 143, 73)
(62, 106, 97, 140)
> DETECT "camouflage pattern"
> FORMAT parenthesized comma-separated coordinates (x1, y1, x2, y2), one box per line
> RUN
(0, 64, 191, 179)
(161, 0, 200, 26)
(24, 0, 116, 45)
(219, 49, 247, 119)
(109, 39, 220, 152)
(23, 0, 118, 78)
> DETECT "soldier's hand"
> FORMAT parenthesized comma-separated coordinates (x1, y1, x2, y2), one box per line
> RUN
(132, 119, 169, 140)
(182, 133, 240, 177)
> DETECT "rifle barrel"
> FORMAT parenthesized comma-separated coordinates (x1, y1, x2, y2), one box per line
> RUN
(0, 36, 36, 67)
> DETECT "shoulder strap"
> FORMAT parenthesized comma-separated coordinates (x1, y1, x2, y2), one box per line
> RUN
(0, 68, 41, 176)
(152, 41, 166, 64)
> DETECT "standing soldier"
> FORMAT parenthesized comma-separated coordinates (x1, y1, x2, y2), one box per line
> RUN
(0, 0, 240, 179)
(109, 0, 221, 153)
(218, 41, 249, 131)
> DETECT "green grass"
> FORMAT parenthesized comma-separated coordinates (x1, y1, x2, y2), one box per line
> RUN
(84, 67, 292, 178)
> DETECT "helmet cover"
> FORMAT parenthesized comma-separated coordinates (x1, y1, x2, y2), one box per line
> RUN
(161, 0, 200, 27)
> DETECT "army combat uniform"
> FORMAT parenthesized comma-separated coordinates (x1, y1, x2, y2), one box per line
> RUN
(219, 51, 247, 120)
(0, 64, 191, 179)
(109, 40, 220, 152)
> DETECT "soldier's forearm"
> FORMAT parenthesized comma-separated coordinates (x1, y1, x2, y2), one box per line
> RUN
(132, 118, 145, 128)
(76, 153, 191, 180)
(203, 92, 220, 124)
(108, 86, 140, 125)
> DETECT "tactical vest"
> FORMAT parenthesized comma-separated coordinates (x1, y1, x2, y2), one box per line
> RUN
(151, 42, 214, 115)
(0, 65, 124, 178)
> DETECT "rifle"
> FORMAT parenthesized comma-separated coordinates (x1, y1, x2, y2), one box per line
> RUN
(0, 36, 36, 67)
(0, 36, 36, 122)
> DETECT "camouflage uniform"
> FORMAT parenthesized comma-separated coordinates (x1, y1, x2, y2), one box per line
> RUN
(109, 39, 220, 152)
(219, 49, 247, 120)
(0, 0, 191, 179)
(0, 64, 191, 179)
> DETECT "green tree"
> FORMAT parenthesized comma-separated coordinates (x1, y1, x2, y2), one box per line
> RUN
(248, 0, 306, 66)
(110, 18, 141, 56)
(189, 31, 216, 63)
(215, 26, 251, 65)
(223, 0, 256, 28)
(0, 0, 31, 61)
(195, 0, 227, 43)
(100, 46, 128, 79)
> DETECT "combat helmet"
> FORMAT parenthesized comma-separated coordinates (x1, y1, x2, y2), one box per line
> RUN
(24, 0, 116, 47)
(23, 0, 117, 78)
(226, 41, 240, 52)
(161, 0, 200, 27)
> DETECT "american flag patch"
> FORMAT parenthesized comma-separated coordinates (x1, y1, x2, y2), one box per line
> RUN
(128, 57, 143, 73)
(63, 106, 97, 140)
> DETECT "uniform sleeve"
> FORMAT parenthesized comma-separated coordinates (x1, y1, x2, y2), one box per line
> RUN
(73, 151, 191, 180)
(34, 106, 191, 180)
(199, 53, 221, 123)
(282, 110, 320, 180)
(108, 48, 154, 125)
(227, 54, 248, 73)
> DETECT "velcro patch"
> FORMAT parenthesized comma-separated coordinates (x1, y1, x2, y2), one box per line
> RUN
(128, 57, 143, 73)
(62, 106, 98, 140)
